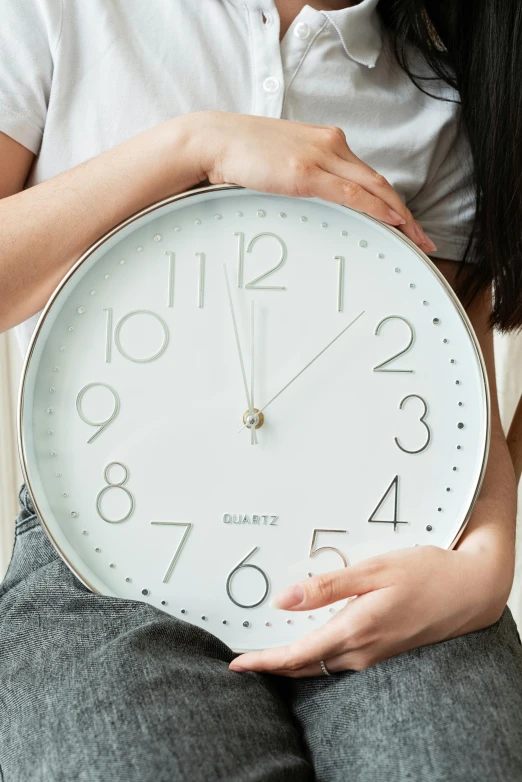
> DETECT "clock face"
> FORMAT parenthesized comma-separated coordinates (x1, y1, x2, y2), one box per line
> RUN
(19, 186, 489, 651)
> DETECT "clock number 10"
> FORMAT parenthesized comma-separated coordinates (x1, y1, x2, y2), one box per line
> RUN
(103, 308, 169, 363)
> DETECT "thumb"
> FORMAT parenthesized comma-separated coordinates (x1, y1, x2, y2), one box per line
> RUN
(271, 561, 379, 611)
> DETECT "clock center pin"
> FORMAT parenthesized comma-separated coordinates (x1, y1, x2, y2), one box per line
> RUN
(243, 409, 264, 430)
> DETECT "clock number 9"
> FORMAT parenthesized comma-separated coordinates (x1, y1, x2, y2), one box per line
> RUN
(103, 308, 169, 363)
(226, 546, 270, 608)
(76, 382, 120, 443)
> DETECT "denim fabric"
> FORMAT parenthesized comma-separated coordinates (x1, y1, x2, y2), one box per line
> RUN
(1, 485, 522, 782)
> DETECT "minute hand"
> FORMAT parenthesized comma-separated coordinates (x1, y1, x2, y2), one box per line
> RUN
(240, 310, 365, 429)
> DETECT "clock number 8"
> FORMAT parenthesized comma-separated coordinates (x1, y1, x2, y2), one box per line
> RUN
(96, 462, 135, 524)
(226, 546, 270, 608)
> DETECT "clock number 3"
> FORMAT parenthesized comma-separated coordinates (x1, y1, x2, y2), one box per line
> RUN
(226, 546, 270, 608)
(235, 232, 287, 290)
(395, 394, 431, 454)
(96, 462, 135, 524)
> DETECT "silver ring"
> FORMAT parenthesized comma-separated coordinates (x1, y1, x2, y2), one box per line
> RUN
(319, 660, 332, 677)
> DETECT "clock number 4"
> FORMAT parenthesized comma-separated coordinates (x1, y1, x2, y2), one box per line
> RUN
(150, 521, 193, 583)
(103, 308, 169, 363)
(367, 475, 408, 532)
(235, 232, 287, 290)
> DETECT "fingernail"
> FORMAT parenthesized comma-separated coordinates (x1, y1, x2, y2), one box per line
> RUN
(388, 209, 406, 225)
(414, 222, 437, 252)
(229, 665, 246, 672)
(271, 584, 305, 609)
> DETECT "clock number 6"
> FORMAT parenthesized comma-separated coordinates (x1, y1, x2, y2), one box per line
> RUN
(226, 546, 270, 608)
(395, 394, 431, 454)
(309, 529, 348, 568)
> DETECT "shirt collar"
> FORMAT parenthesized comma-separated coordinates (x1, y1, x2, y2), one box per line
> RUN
(319, 0, 383, 68)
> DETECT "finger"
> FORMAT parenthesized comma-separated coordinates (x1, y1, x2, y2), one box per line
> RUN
(323, 156, 436, 253)
(229, 607, 353, 673)
(308, 170, 435, 252)
(272, 559, 382, 611)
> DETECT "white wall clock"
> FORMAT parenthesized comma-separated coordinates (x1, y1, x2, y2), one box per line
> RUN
(19, 185, 490, 651)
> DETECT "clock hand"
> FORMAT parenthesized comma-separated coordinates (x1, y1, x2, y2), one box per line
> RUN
(238, 310, 365, 431)
(223, 265, 258, 445)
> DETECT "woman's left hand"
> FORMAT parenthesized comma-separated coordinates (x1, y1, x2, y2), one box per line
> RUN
(229, 543, 509, 677)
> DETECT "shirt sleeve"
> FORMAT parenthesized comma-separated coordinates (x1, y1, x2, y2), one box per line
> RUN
(407, 107, 476, 263)
(0, 0, 62, 154)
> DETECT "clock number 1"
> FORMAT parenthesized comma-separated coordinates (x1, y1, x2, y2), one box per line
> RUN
(150, 521, 193, 583)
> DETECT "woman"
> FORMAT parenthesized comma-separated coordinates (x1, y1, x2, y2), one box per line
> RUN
(0, 1, 521, 780)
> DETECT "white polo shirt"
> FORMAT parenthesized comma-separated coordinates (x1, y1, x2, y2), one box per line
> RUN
(0, 0, 474, 355)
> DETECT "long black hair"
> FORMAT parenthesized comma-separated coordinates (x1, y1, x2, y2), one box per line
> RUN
(378, 0, 522, 332)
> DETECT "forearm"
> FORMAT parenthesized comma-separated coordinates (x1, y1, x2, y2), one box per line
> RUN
(455, 405, 517, 604)
(0, 114, 206, 333)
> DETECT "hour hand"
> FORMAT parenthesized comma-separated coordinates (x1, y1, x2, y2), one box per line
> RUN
(223, 265, 258, 445)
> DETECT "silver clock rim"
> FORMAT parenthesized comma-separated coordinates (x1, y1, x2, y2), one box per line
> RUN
(17, 182, 491, 608)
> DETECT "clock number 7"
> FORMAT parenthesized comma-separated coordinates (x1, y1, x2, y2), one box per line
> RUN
(150, 521, 193, 583)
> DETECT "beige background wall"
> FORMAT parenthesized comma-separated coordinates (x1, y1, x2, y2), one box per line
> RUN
(1, 327, 521, 626)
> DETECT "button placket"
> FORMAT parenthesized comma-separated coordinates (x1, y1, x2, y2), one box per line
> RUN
(248, 6, 285, 118)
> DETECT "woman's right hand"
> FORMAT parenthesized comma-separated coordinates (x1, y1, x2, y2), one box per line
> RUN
(189, 111, 435, 253)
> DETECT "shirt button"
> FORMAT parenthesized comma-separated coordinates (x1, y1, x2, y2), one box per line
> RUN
(263, 76, 280, 94)
(294, 22, 311, 39)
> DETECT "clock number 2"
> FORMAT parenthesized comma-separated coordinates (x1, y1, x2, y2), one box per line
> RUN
(226, 546, 270, 608)
(150, 521, 193, 583)
(103, 308, 169, 363)
(235, 232, 287, 290)
(367, 476, 408, 532)
(373, 316, 415, 373)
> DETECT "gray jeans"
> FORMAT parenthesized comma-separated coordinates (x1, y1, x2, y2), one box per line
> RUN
(1, 485, 522, 782)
